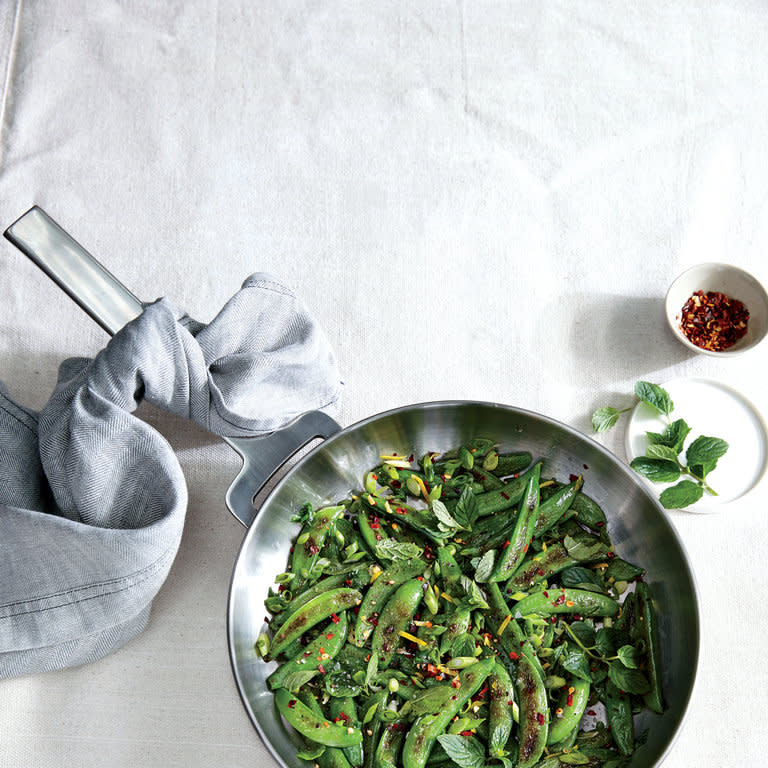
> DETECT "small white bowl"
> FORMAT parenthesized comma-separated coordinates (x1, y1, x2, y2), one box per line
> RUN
(665, 263, 768, 356)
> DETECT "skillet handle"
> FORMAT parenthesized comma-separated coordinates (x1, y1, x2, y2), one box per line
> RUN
(4, 205, 145, 334)
(224, 411, 341, 528)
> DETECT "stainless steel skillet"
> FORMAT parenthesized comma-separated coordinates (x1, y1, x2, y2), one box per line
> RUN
(4, 206, 699, 768)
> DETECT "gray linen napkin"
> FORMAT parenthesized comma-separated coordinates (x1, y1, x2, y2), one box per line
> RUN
(0, 274, 341, 678)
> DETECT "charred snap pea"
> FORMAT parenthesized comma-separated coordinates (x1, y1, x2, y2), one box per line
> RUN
(513, 587, 619, 618)
(372, 579, 424, 668)
(487, 662, 515, 756)
(353, 560, 427, 647)
(268, 612, 349, 690)
(635, 581, 664, 714)
(374, 724, 405, 768)
(291, 505, 346, 588)
(268, 588, 362, 660)
(261, 441, 663, 768)
(515, 652, 549, 768)
(505, 542, 577, 591)
(547, 678, 590, 744)
(489, 463, 542, 582)
(533, 474, 583, 536)
(330, 696, 364, 767)
(401, 658, 495, 768)
(275, 687, 363, 748)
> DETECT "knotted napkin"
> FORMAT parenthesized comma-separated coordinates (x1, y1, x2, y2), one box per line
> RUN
(0, 274, 341, 678)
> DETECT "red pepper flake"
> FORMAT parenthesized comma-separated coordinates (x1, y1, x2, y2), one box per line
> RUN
(553, 593, 565, 606)
(500, 492, 510, 500)
(344, 579, 352, 587)
(416, 576, 424, 581)
(288, 699, 297, 709)
(408, 454, 414, 462)
(391, 479, 402, 488)
(502, 540, 510, 549)
(353, 605, 360, 614)
(569, 473, 579, 483)
(459, 730, 474, 737)
(318, 664, 326, 674)
(607, 551, 616, 559)
(679, 290, 749, 351)
(543, 591, 549, 597)
(336, 711, 349, 723)
(587, 709, 596, 716)
(596, 521, 605, 528)
(536, 713, 545, 725)
(508, 651, 519, 660)
(583, 464, 589, 470)
(395, 507, 407, 515)
(331, 613, 340, 623)
(472, 686, 488, 701)
(508, 700, 514, 706)
(535, 568, 545, 576)
(326, 633, 335, 639)
(451, 678, 461, 689)
(566, 692, 574, 707)
(370, 517, 380, 529)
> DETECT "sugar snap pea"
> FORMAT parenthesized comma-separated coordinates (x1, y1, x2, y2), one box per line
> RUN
(489, 463, 541, 582)
(268, 612, 349, 690)
(374, 724, 405, 768)
(291, 505, 346, 589)
(330, 696, 364, 767)
(372, 579, 425, 668)
(353, 560, 427, 647)
(513, 587, 619, 618)
(401, 658, 495, 768)
(635, 581, 664, 714)
(515, 652, 548, 768)
(275, 687, 363, 747)
(547, 678, 590, 744)
(267, 588, 362, 660)
(487, 662, 514, 755)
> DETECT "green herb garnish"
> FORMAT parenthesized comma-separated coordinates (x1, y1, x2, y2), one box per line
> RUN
(592, 381, 729, 509)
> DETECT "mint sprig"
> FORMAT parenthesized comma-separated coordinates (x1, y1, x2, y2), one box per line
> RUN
(591, 381, 729, 509)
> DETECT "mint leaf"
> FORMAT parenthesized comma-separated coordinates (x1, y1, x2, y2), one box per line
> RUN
(560, 647, 592, 682)
(454, 487, 478, 528)
(375, 539, 422, 562)
(659, 480, 705, 509)
(616, 644, 641, 669)
(605, 558, 645, 582)
(282, 669, 319, 692)
(408, 685, 455, 716)
(592, 406, 621, 433)
(608, 661, 650, 694)
(686, 436, 729, 468)
(629, 457, 680, 483)
(436, 734, 486, 768)
(645, 444, 679, 462)
(432, 499, 466, 532)
(634, 381, 673, 416)
(646, 418, 690, 453)
(474, 549, 496, 583)
(560, 753, 592, 765)
(563, 534, 609, 563)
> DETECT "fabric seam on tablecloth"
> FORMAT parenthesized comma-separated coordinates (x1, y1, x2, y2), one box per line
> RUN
(0, 544, 176, 619)
(0, 0, 22, 167)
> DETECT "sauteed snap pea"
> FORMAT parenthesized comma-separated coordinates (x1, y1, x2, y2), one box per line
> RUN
(258, 439, 664, 768)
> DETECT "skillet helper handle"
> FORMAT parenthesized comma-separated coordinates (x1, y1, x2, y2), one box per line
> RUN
(4, 205, 145, 334)
(224, 411, 341, 528)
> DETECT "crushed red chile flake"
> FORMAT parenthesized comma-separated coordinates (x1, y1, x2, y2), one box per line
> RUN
(679, 290, 749, 351)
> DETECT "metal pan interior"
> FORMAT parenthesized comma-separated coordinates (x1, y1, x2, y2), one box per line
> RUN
(227, 401, 699, 768)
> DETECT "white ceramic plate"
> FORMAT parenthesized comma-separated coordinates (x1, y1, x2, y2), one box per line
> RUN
(624, 378, 768, 512)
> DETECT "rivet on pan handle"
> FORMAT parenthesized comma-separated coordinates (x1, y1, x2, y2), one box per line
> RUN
(4, 205, 342, 528)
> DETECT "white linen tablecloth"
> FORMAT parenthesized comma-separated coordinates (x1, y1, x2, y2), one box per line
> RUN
(1, 1, 766, 766)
